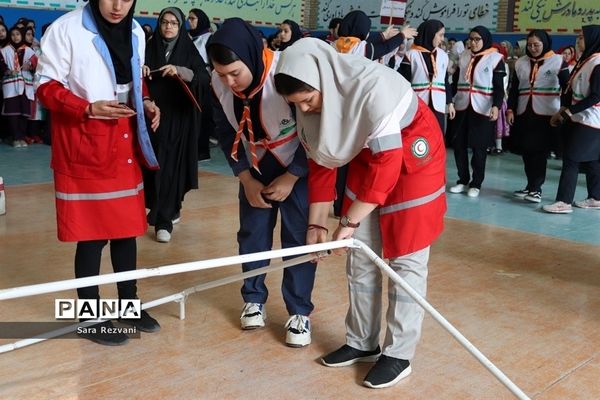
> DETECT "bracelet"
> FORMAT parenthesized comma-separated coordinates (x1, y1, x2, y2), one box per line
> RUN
(87, 103, 94, 117)
(308, 224, 329, 234)
(143, 96, 152, 102)
(560, 109, 572, 120)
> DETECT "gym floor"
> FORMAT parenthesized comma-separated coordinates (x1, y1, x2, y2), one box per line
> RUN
(0, 143, 598, 399)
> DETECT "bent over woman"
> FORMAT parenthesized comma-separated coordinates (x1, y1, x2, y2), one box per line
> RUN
(275, 38, 446, 389)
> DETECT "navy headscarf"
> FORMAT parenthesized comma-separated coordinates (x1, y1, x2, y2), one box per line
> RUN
(525, 29, 552, 59)
(338, 10, 371, 40)
(207, 18, 271, 140)
(89, 0, 136, 84)
(188, 8, 210, 38)
(207, 17, 264, 95)
(414, 19, 444, 51)
(470, 25, 493, 54)
(278, 19, 302, 51)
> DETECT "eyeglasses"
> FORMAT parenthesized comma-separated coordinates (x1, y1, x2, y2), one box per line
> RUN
(160, 20, 179, 27)
(468, 37, 482, 43)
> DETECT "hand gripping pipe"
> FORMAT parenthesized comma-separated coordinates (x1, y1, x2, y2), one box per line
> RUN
(0, 238, 530, 399)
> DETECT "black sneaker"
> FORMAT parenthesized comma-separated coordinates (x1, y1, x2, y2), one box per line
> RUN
(119, 310, 161, 333)
(77, 320, 129, 346)
(513, 189, 529, 198)
(363, 355, 412, 389)
(321, 344, 381, 367)
(524, 191, 542, 203)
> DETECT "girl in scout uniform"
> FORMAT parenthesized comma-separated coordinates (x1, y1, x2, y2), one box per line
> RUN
(400, 19, 455, 130)
(449, 26, 506, 198)
(544, 25, 600, 213)
(207, 18, 316, 348)
(507, 30, 569, 203)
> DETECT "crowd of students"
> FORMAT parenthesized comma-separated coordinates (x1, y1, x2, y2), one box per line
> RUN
(0, 16, 47, 147)
(3, 0, 598, 391)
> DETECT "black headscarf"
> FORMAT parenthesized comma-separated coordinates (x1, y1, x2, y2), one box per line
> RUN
(525, 29, 552, 59)
(0, 22, 9, 47)
(414, 19, 444, 51)
(24, 26, 34, 47)
(144, 6, 205, 207)
(142, 23, 153, 41)
(470, 25, 493, 54)
(188, 8, 210, 38)
(579, 24, 600, 63)
(278, 19, 302, 51)
(154, 8, 183, 62)
(207, 17, 264, 95)
(89, 0, 136, 84)
(338, 10, 371, 40)
(567, 24, 600, 86)
(146, 7, 202, 72)
(8, 26, 24, 48)
(7, 26, 26, 65)
(41, 23, 50, 36)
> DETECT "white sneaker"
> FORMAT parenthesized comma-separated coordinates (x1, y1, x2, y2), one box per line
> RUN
(449, 184, 468, 193)
(542, 201, 573, 214)
(467, 188, 480, 198)
(240, 303, 266, 330)
(574, 198, 600, 209)
(285, 314, 311, 347)
(156, 229, 171, 243)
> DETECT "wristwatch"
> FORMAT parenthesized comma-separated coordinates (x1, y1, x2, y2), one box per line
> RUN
(339, 215, 360, 228)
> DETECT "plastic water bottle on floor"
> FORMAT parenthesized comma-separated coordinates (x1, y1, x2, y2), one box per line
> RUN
(0, 177, 5, 215)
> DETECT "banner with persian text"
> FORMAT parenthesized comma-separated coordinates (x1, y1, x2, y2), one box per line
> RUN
(0, 0, 303, 26)
(514, 0, 600, 33)
(317, 0, 498, 32)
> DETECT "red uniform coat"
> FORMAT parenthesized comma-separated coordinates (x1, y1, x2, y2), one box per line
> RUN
(309, 100, 446, 258)
(37, 81, 149, 242)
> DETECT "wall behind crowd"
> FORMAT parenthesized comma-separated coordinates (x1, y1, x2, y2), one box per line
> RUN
(1, 0, 303, 33)
(314, 0, 599, 50)
(3, 0, 599, 48)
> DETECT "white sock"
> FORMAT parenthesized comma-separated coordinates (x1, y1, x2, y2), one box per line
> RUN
(495, 139, 502, 150)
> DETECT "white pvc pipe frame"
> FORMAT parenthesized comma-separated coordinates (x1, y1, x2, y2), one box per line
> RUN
(0, 239, 530, 400)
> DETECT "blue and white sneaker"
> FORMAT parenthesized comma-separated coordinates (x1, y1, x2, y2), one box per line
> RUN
(240, 303, 266, 330)
(285, 314, 311, 347)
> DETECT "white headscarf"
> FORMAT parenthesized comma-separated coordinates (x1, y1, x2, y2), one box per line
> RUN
(276, 38, 416, 168)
